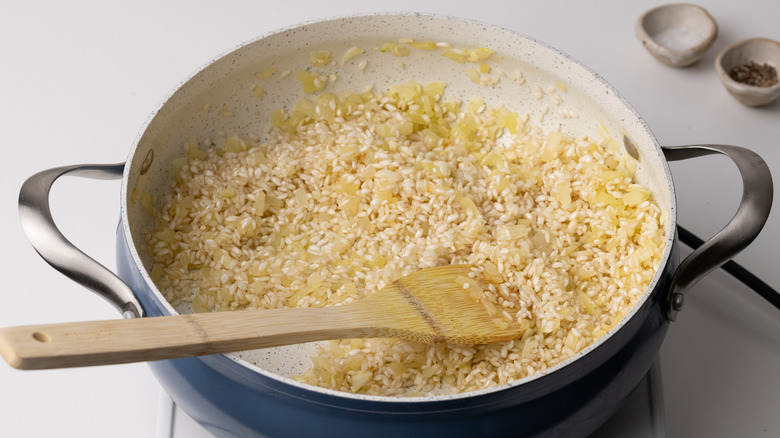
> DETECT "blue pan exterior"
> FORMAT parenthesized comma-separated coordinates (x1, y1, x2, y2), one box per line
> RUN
(117, 229, 675, 438)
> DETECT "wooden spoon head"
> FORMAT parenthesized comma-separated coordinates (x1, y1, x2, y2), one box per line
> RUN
(366, 265, 526, 345)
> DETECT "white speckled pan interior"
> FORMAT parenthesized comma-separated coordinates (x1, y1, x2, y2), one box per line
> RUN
(122, 13, 676, 402)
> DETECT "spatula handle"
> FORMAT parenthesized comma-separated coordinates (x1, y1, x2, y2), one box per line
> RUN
(0, 307, 375, 370)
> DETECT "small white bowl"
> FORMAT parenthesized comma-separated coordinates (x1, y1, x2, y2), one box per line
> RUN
(635, 3, 718, 67)
(715, 38, 780, 107)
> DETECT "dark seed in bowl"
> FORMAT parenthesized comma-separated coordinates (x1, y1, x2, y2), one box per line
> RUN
(728, 62, 779, 87)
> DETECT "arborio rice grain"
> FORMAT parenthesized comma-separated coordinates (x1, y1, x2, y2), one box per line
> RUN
(147, 80, 666, 396)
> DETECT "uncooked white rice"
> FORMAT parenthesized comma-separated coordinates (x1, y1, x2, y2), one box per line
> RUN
(147, 80, 666, 396)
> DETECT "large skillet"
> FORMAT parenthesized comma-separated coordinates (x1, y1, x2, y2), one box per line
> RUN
(17, 14, 772, 437)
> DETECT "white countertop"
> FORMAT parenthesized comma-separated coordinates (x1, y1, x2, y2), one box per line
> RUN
(1, 1, 778, 436)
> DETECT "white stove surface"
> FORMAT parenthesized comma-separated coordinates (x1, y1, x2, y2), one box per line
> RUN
(2, 1, 779, 437)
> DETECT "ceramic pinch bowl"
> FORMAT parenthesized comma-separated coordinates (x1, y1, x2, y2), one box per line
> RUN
(715, 38, 780, 107)
(635, 3, 718, 67)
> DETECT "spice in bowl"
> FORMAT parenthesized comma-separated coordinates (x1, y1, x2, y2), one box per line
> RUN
(728, 61, 779, 87)
(715, 38, 780, 106)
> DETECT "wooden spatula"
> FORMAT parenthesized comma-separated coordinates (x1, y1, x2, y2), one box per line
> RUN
(0, 265, 523, 370)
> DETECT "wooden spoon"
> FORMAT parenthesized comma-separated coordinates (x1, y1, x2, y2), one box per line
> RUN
(0, 265, 523, 370)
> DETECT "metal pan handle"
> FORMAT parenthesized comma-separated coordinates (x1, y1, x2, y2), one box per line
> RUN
(18, 163, 144, 318)
(19, 147, 772, 322)
(662, 144, 773, 321)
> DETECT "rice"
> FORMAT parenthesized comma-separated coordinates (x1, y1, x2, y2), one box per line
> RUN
(147, 80, 666, 396)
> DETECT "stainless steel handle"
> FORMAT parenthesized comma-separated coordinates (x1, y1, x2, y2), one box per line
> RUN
(663, 144, 773, 321)
(18, 163, 144, 318)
